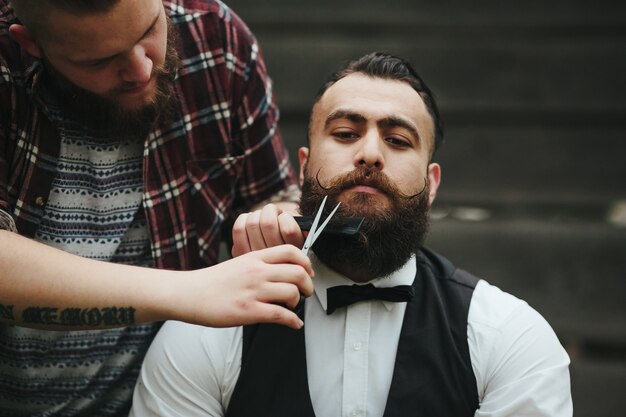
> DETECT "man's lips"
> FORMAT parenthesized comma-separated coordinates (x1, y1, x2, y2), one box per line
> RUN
(346, 184, 381, 195)
(120, 78, 154, 95)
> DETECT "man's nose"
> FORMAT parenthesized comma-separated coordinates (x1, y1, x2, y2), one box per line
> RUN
(355, 131, 385, 171)
(119, 45, 153, 84)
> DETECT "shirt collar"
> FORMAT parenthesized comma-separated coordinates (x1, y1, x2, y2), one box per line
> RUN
(311, 252, 416, 313)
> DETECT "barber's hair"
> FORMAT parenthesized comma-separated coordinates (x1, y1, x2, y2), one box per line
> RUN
(312, 52, 444, 155)
(10, 0, 121, 37)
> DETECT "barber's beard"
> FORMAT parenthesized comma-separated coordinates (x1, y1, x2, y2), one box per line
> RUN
(300, 166, 431, 283)
(42, 22, 180, 137)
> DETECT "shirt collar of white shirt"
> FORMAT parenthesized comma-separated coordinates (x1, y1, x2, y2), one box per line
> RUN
(310, 252, 417, 313)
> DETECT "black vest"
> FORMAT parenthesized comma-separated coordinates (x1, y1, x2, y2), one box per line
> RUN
(226, 248, 480, 417)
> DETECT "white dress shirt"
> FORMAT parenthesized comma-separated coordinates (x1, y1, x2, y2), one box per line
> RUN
(131, 254, 572, 417)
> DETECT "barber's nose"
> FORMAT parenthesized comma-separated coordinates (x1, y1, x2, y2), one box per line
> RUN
(120, 46, 153, 84)
(355, 131, 384, 171)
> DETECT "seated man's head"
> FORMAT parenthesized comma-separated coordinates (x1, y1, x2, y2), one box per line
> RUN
(9, 0, 179, 131)
(299, 52, 443, 282)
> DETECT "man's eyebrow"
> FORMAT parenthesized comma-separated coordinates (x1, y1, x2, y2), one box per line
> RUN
(73, 12, 160, 65)
(324, 110, 367, 129)
(378, 116, 421, 141)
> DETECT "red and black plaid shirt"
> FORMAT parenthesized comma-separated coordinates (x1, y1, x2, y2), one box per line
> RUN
(0, 0, 298, 270)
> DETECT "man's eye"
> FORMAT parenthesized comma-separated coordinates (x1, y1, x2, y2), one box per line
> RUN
(82, 55, 119, 68)
(83, 59, 109, 68)
(385, 137, 411, 147)
(333, 131, 358, 140)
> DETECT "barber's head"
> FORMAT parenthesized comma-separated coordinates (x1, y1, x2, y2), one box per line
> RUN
(299, 52, 442, 281)
(9, 0, 178, 130)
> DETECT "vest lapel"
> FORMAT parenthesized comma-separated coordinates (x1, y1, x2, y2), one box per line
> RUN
(383, 256, 479, 417)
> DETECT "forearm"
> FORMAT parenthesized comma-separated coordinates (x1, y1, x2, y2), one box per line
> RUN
(0, 229, 179, 329)
(0, 230, 313, 331)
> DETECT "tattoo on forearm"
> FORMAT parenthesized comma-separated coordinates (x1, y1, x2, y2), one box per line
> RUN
(18, 306, 137, 326)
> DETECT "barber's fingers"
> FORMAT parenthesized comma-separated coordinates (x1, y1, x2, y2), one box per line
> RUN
(261, 262, 314, 298)
(244, 210, 266, 251)
(232, 212, 252, 257)
(258, 204, 284, 248)
(277, 211, 305, 248)
(259, 281, 303, 310)
(228, 244, 314, 288)
(258, 205, 304, 249)
(231, 204, 306, 257)
(255, 242, 309, 265)
(231, 209, 268, 256)
(253, 302, 304, 330)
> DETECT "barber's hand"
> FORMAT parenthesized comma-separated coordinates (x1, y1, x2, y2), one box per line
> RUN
(180, 245, 313, 329)
(231, 203, 305, 257)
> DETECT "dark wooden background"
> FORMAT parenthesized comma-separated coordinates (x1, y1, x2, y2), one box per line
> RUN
(227, 0, 626, 415)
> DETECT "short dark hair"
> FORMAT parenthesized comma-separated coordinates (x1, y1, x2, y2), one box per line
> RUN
(10, 0, 121, 38)
(311, 52, 444, 155)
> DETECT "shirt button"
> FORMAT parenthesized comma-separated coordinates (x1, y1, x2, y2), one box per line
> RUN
(35, 196, 46, 207)
(353, 342, 362, 351)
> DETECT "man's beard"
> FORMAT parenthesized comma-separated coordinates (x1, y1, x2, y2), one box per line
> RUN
(41, 20, 180, 137)
(300, 165, 431, 283)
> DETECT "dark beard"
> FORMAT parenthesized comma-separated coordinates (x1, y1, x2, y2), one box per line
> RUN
(300, 165, 431, 283)
(41, 19, 180, 138)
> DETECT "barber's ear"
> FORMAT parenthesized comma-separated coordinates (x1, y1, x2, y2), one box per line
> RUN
(9, 24, 43, 58)
(427, 162, 441, 206)
(298, 147, 310, 187)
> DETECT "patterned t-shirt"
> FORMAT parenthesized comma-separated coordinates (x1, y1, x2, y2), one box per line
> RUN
(0, 100, 159, 415)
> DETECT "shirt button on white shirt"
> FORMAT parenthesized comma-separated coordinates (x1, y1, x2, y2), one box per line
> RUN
(306, 254, 415, 417)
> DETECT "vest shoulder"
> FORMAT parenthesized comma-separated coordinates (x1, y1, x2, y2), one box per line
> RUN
(417, 247, 480, 290)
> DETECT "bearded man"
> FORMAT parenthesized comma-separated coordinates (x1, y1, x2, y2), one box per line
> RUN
(0, 1, 314, 415)
(130, 52, 573, 417)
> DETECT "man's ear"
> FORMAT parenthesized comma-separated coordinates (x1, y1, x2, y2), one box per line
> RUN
(427, 162, 441, 206)
(9, 24, 43, 58)
(298, 147, 310, 187)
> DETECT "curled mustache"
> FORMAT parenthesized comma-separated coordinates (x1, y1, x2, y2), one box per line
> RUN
(314, 167, 427, 200)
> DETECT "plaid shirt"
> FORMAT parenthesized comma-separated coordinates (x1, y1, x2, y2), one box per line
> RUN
(0, 0, 298, 270)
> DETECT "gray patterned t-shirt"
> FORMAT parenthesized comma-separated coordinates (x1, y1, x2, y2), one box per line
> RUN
(0, 116, 159, 416)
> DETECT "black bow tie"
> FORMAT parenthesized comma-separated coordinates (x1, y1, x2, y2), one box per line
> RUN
(326, 283, 415, 314)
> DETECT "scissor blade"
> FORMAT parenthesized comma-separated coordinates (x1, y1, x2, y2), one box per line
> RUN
(301, 196, 328, 254)
(308, 202, 341, 245)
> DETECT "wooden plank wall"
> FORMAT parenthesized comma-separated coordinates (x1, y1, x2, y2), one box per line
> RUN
(227, 0, 626, 415)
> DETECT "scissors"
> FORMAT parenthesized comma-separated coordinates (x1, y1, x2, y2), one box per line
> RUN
(301, 196, 341, 255)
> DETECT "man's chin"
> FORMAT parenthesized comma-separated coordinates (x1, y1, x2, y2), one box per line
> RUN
(111, 81, 158, 110)
(337, 191, 392, 215)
